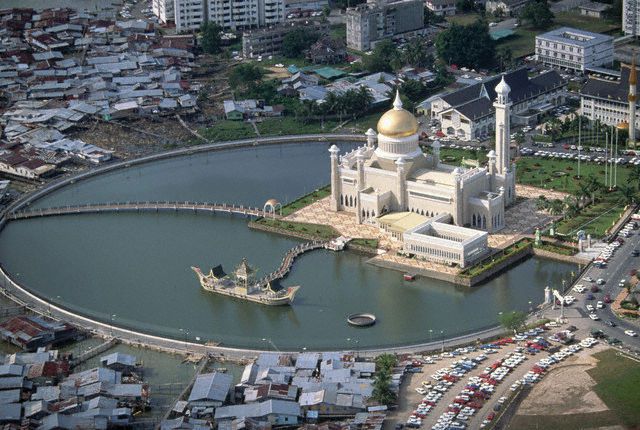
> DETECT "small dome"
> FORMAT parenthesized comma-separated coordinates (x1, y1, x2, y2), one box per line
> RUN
(452, 167, 463, 175)
(495, 75, 510, 95)
(432, 140, 441, 149)
(365, 128, 377, 136)
(487, 150, 496, 158)
(376, 91, 419, 138)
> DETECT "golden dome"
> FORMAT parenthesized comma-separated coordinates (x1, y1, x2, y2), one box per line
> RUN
(376, 91, 419, 138)
(617, 121, 629, 130)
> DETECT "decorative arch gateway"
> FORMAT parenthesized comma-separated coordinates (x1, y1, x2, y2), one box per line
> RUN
(263, 199, 282, 218)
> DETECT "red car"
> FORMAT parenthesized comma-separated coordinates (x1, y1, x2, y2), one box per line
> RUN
(487, 412, 496, 421)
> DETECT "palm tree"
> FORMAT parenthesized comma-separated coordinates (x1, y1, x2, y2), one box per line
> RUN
(584, 175, 602, 204)
(548, 199, 564, 216)
(629, 165, 640, 191)
(617, 183, 636, 206)
(535, 195, 548, 211)
(563, 195, 579, 218)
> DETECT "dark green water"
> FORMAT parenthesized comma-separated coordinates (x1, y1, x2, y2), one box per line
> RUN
(0, 143, 577, 350)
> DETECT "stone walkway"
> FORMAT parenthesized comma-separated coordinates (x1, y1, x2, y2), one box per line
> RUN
(284, 186, 561, 273)
(283, 197, 400, 250)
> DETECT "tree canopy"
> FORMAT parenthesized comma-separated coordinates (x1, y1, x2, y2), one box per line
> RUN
(499, 311, 528, 333)
(435, 20, 496, 69)
(200, 22, 223, 54)
(520, 0, 554, 29)
(281, 28, 320, 58)
(229, 63, 264, 90)
(424, 7, 446, 25)
(363, 39, 401, 72)
(401, 37, 435, 69)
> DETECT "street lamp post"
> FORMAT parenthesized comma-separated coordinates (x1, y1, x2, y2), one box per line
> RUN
(440, 330, 445, 352)
(528, 301, 533, 313)
(110, 314, 116, 337)
(429, 329, 433, 344)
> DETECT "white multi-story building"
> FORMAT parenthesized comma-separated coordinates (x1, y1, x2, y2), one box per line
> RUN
(424, 0, 456, 16)
(153, 0, 284, 32)
(174, 0, 206, 31)
(535, 27, 614, 72)
(581, 60, 639, 143)
(152, 0, 175, 24)
(624, 0, 640, 36)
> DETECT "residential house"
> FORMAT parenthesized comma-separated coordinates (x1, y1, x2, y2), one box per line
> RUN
(485, 0, 531, 16)
(214, 399, 300, 426)
(306, 37, 346, 64)
(187, 372, 233, 408)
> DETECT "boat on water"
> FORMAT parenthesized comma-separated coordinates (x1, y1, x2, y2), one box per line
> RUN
(191, 258, 300, 306)
(404, 273, 416, 281)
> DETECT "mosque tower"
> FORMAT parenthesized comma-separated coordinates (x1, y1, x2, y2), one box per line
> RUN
(629, 53, 637, 145)
(493, 75, 511, 175)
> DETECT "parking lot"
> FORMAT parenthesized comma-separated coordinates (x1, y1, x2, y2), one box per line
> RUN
(385, 325, 609, 430)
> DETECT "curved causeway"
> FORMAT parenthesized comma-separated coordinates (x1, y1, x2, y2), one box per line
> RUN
(0, 138, 578, 351)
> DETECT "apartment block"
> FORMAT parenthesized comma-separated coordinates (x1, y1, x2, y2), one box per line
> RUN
(346, 0, 425, 51)
(535, 27, 614, 72)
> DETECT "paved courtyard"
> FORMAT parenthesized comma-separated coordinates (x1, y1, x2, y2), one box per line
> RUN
(284, 184, 562, 273)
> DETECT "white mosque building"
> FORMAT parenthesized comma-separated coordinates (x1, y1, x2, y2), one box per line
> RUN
(328, 77, 517, 268)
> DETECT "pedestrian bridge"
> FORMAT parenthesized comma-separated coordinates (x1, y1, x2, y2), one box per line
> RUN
(8, 201, 276, 221)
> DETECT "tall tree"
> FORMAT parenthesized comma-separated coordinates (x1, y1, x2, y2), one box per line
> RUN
(229, 63, 263, 91)
(520, 0, 554, 29)
(402, 38, 434, 69)
(200, 22, 223, 54)
(282, 28, 319, 58)
(363, 39, 401, 72)
(499, 311, 527, 333)
(435, 20, 496, 69)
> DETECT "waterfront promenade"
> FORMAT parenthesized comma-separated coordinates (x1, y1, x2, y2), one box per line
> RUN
(10, 201, 271, 221)
(0, 133, 512, 358)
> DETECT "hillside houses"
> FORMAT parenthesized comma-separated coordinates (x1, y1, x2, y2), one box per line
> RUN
(0, 346, 149, 429)
(0, 7, 200, 175)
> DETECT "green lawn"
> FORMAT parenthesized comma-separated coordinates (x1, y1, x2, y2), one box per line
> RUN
(330, 23, 346, 40)
(439, 147, 488, 165)
(507, 412, 621, 430)
(447, 13, 484, 26)
(555, 11, 620, 34)
(588, 349, 640, 428)
(350, 238, 379, 249)
(496, 12, 619, 58)
(554, 199, 624, 237)
(515, 157, 633, 194)
(256, 218, 339, 240)
(257, 117, 339, 136)
(460, 238, 531, 277)
(199, 120, 256, 141)
(281, 185, 330, 216)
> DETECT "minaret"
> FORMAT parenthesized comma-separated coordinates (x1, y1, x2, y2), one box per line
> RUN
(493, 75, 511, 175)
(395, 156, 406, 210)
(329, 145, 341, 211)
(355, 148, 365, 223)
(629, 53, 637, 145)
(432, 140, 441, 167)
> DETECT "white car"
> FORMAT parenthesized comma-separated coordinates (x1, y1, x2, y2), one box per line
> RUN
(589, 313, 600, 320)
(573, 285, 586, 293)
(586, 304, 594, 312)
(596, 301, 604, 309)
(416, 387, 427, 395)
(624, 330, 637, 337)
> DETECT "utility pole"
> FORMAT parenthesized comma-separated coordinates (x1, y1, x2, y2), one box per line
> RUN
(578, 115, 581, 178)
(605, 132, 609, 188)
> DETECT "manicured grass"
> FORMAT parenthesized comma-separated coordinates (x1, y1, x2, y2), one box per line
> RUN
(199, 120, 256, 141)
(350, 238, 379, 249)
(446, 13, 483, 26)
(439, 147, 488, 165)
(495, 27, 538, 58)
(588, 349, 640, 428)
(281, 185, 330, 216)
(257, 117, 340, 136)
(256, 218, 340, 240)
(555, 11, 620, 34)
(515, 157, 633, 194)
(507, 411, 621, 430)
(554, 199, 624, 237)
(534, 240, 577, 256)
(460, 239, 532, 278)
(496, 13, 619, 59)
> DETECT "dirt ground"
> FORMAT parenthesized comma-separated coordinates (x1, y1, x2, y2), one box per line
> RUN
(70, 117, 194, 158)
(517, 350, 609, 416)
